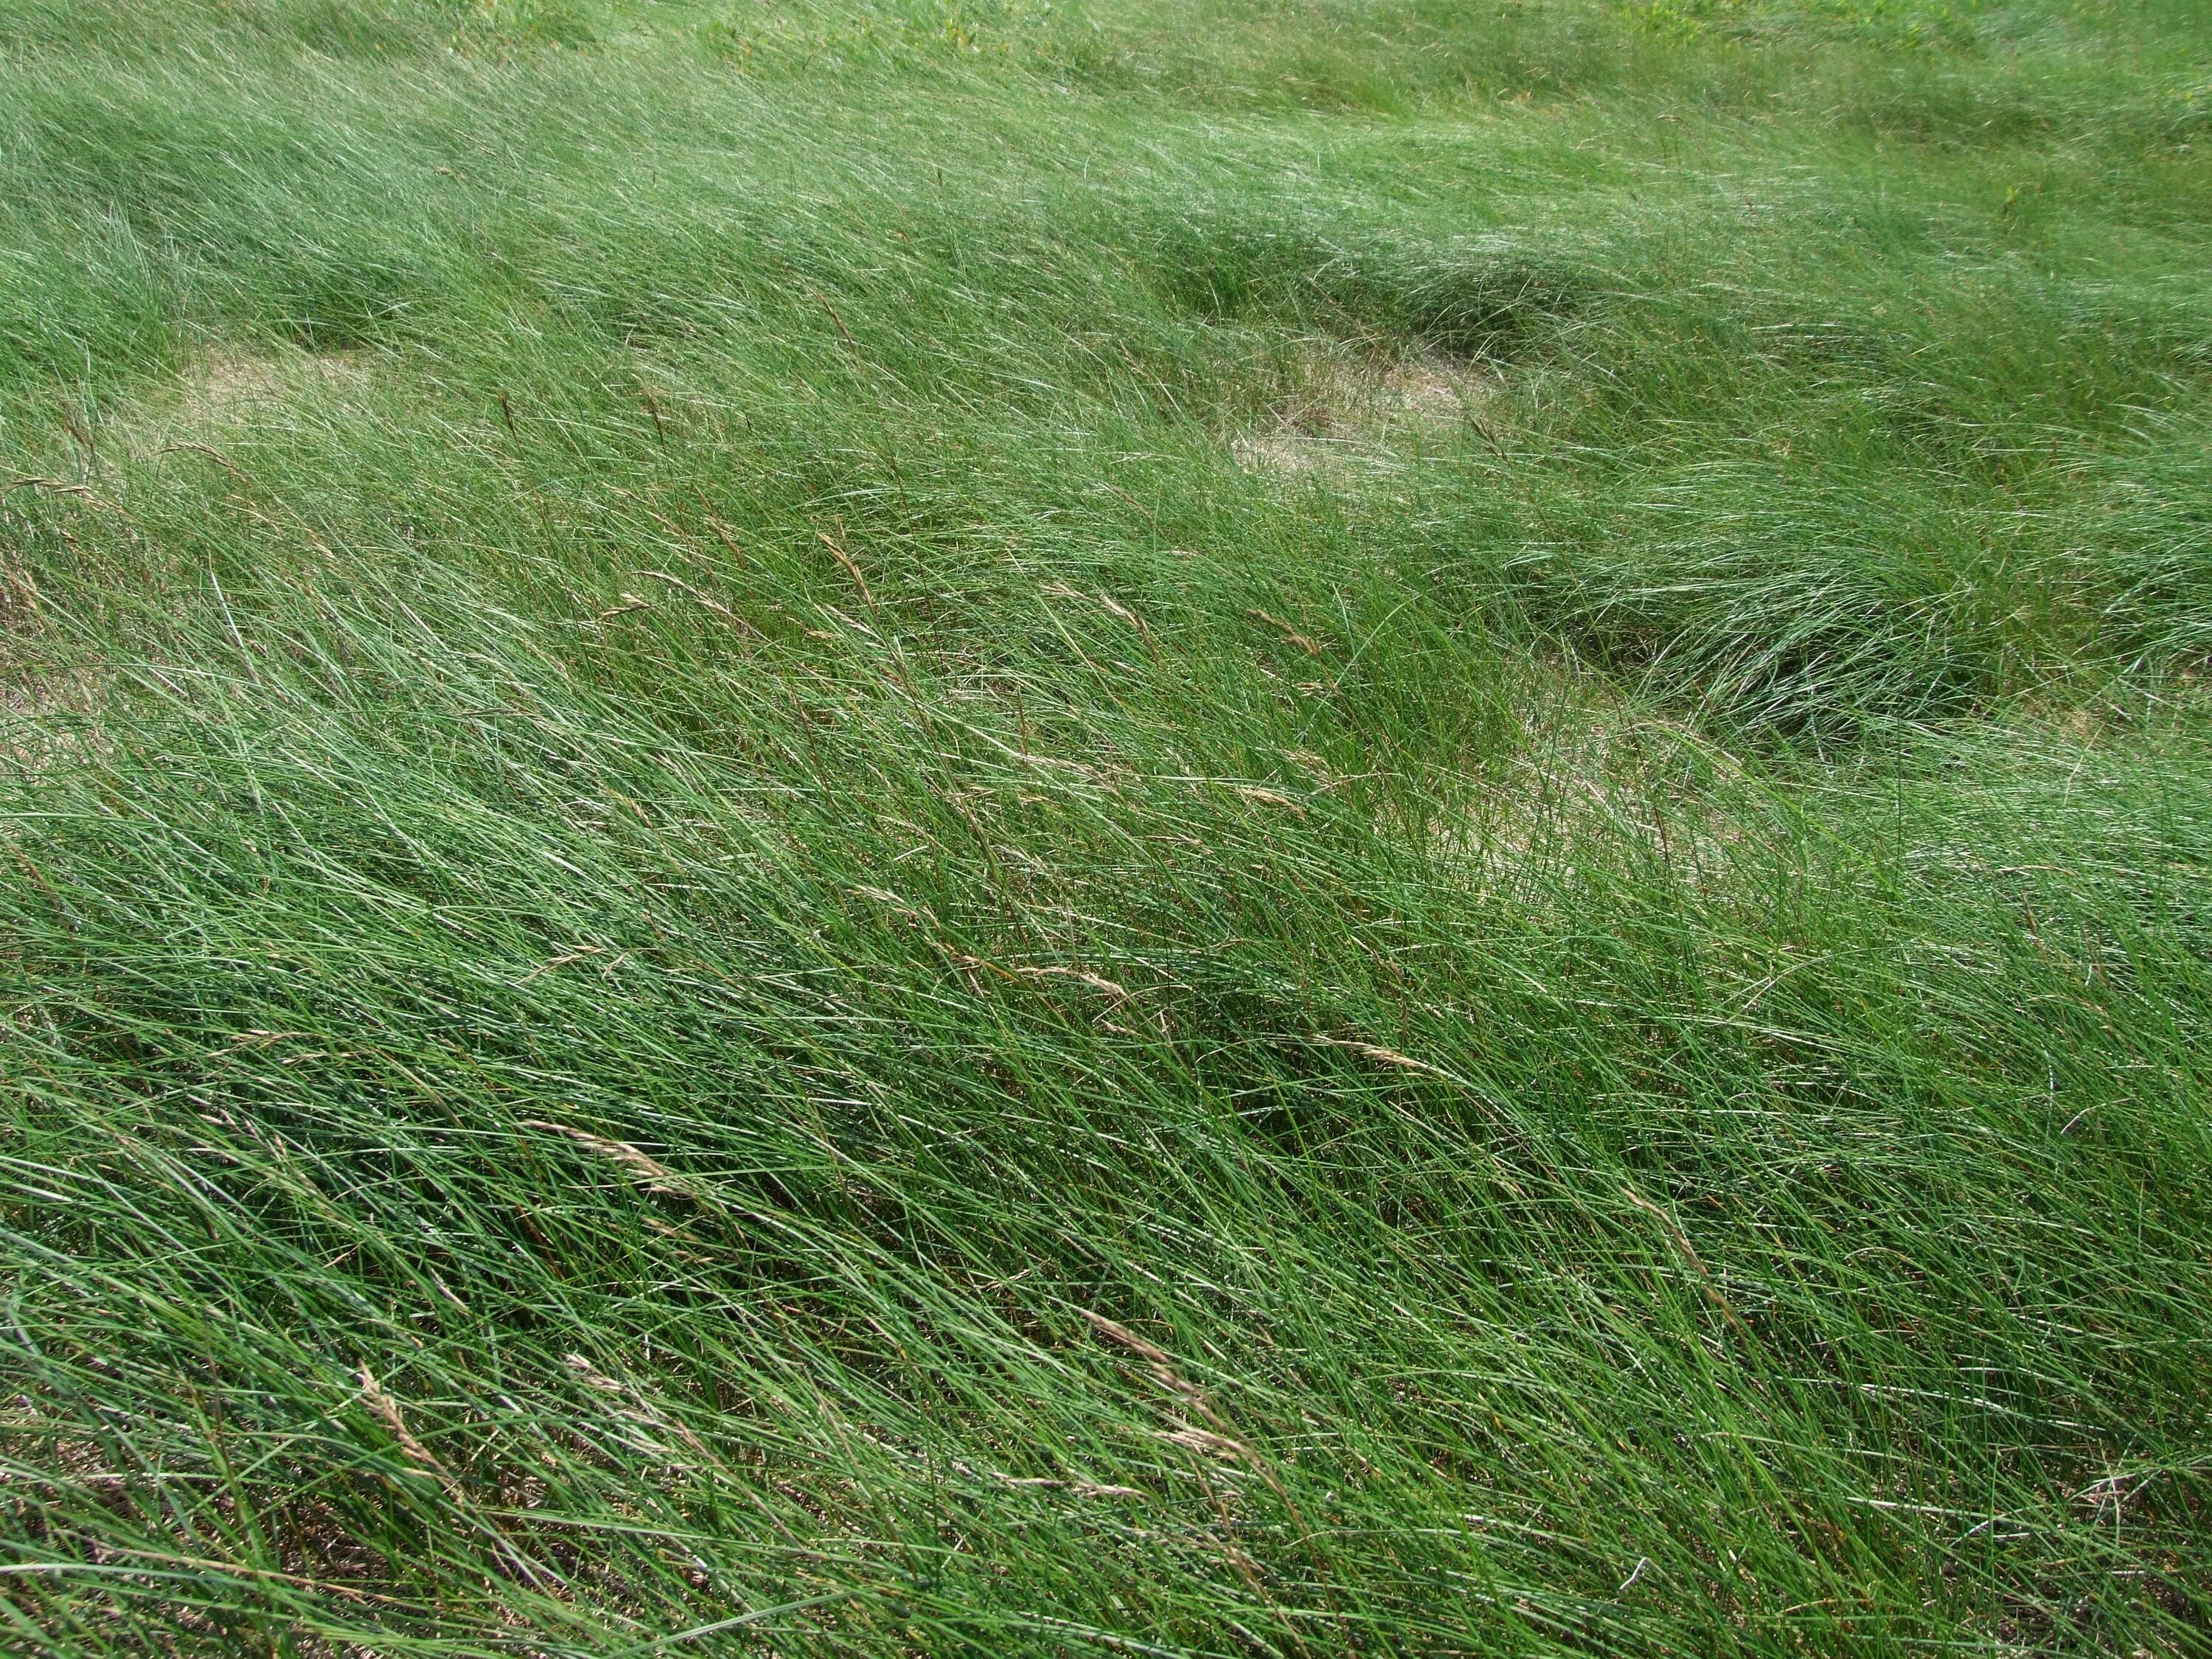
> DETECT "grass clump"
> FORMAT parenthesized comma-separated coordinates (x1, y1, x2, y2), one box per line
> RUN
(2, 0, 2209, 1652)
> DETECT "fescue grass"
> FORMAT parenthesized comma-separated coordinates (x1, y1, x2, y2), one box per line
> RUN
(2, 0, 2209, 1651)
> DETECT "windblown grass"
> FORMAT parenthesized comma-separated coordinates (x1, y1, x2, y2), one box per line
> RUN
(2, 0, 2208, 1652)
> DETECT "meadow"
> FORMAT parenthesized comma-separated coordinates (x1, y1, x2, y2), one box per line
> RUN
(1, 0, 2209, 1650)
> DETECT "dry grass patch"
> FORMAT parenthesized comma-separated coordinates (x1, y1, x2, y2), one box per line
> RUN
(108, 344, 375, 464)
(1437, 663, 1761, 897)
(1231, 346, 1506, 477)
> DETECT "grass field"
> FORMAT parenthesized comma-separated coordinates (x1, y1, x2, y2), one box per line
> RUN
(3, 0, 2211, 1651)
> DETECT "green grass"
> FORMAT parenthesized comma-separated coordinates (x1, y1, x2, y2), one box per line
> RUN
(2, 0, 2210, 1651)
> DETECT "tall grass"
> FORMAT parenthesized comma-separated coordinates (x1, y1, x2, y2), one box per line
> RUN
(2, 0, 2208, 1651)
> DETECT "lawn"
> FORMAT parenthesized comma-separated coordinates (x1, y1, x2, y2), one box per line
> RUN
(1, 0, 2209, 1651)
